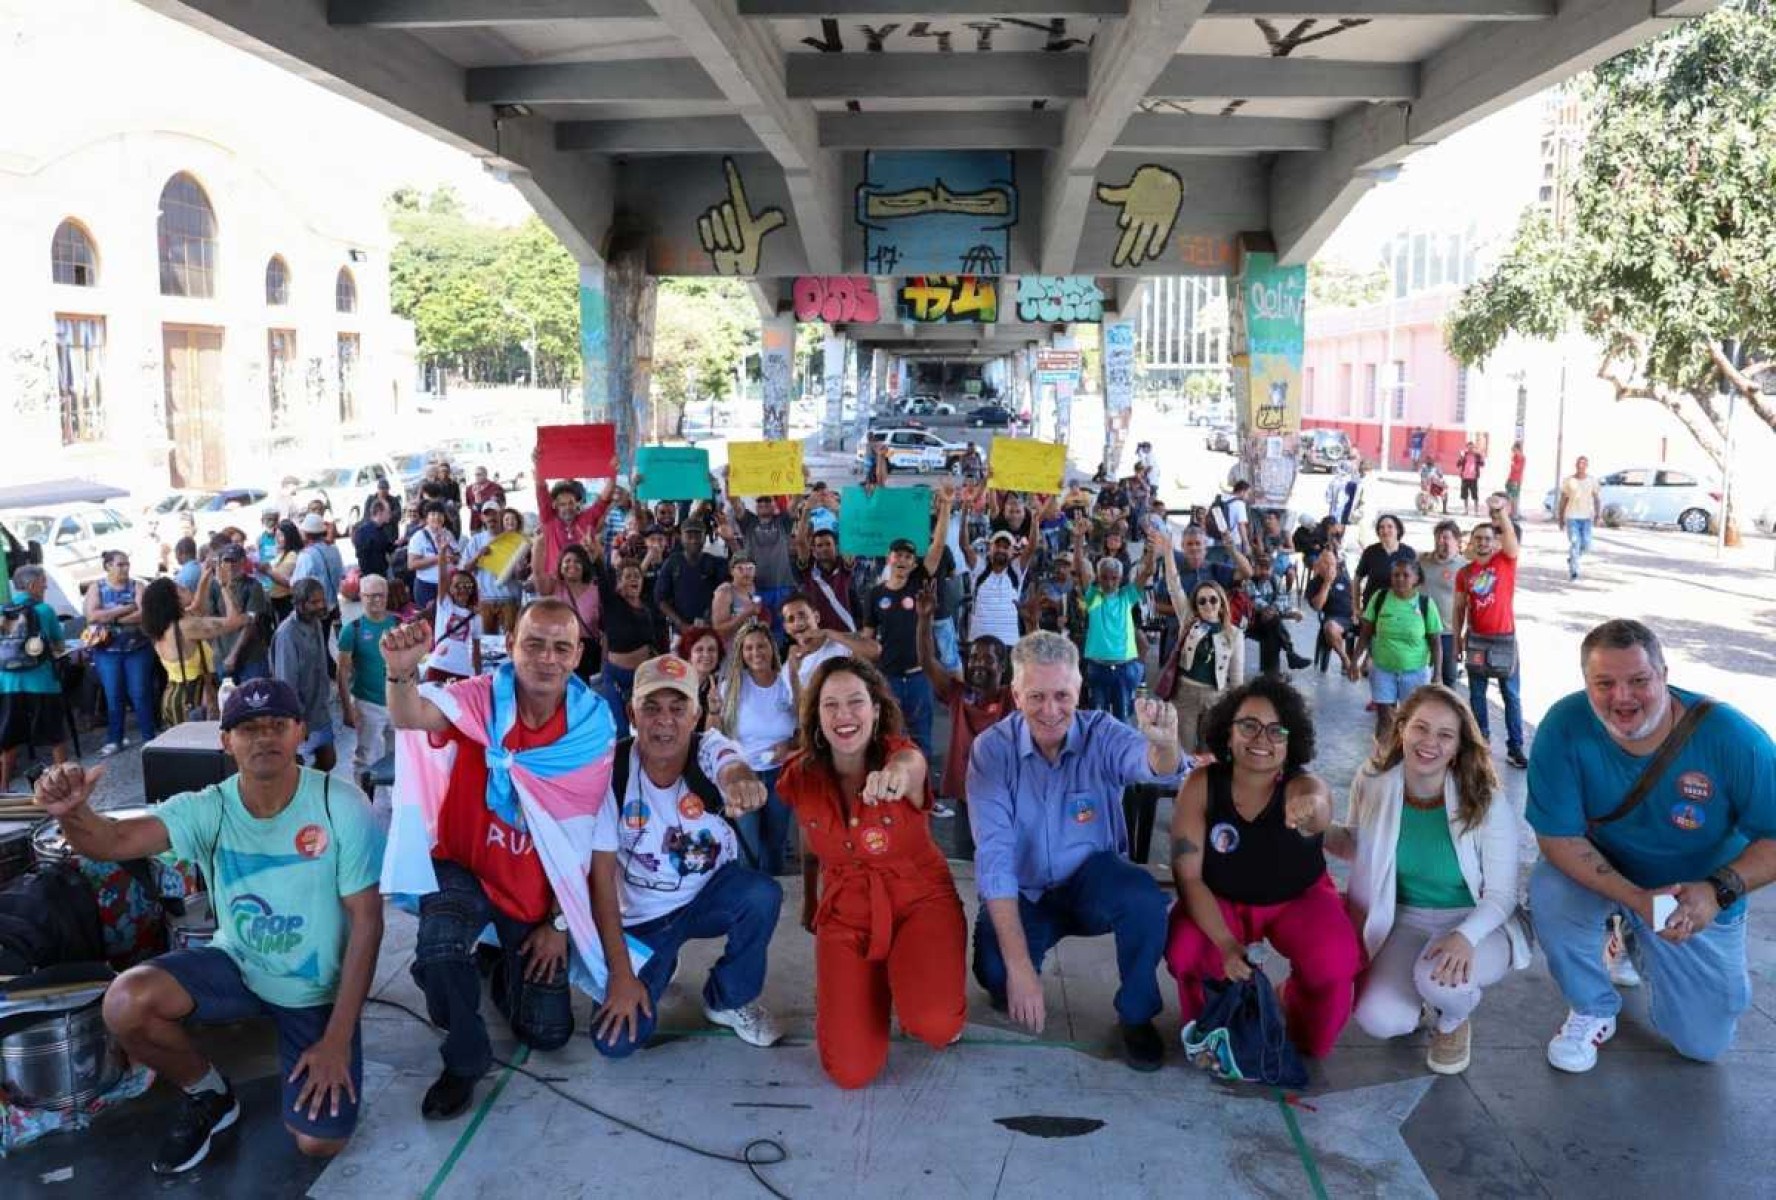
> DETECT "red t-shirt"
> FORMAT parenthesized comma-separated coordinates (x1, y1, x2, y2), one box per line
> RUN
(1456, 553, 1517, 637)
(430, 703, 567, 923)
(1507, 449, 1525, 485)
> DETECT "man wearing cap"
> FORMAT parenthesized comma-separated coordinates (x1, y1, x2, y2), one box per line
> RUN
(864, 514, 952, 761)
(531, 450, 617, 580)
(208, 544, 273, 685)
(34, 678, 384, 1174)
(274, 579, 337, 773)
(961, 526, 1036, 650)
(464, 466, 505, 533)
(589, 654, 783, 1056)
(359, 477, 397, 530)
(656, 521, 728, 635)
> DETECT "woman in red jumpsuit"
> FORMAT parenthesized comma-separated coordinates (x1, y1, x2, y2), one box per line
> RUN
(777, 656, 967, 1088)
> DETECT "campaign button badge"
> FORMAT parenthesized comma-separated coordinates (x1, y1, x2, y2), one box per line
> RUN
(294, 824, 329, 858)
(679, 794, 706, 820)
(1669, 802, 1705, 832)
(1676, 771, 1714, 803)
(861, 827, 890, 855)
(1209, 822, 1240, 854)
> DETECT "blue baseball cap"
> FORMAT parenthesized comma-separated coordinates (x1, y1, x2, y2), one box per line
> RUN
(220, 678, 305, 731)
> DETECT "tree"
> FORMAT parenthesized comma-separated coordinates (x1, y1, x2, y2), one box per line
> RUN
(1309, 256, 1390, 310)
(649, 278, 756, 437)
(1446, 1, 1776, 473)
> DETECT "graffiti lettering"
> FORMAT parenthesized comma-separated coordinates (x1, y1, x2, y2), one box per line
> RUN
(857, 151, 1017, 275)
(802, 18, 844, 52)
(1179, 235, 1237, 272)
(696, 158, 787, 276)
(797, 19, 1082, 55)
(1015, 275, 1104, 323)
(907, 21, 953, 52)
(868, 244, 902, 274)
(860, 23, 897, 51)
(1248, 277, 1305, 324)
(1000, 17, 1087, 52)
(1095, 165, 1184, 269)
(793, 276, 881, 324)
(899, 276, 998, 323)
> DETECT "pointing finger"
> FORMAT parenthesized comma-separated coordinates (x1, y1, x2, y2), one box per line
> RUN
(724, 156, 750, 211)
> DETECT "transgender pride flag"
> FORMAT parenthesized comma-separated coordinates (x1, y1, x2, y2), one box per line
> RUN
(381, 663, 649, 1000)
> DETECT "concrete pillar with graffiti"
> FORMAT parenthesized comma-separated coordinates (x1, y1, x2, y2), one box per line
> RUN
(853, 343, 873, 453)
(761, 314, 795, 441)
(578, 239, 656, 472)
(1231, 244, 1308, 510)
(822, 334, 847, 451)
(1051, 332, 1078, 449)
(1101, 318, 1136, 477)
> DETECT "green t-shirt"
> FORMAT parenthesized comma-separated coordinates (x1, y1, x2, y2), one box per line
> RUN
(1364, 589, 1442, 674)
(0, 592, 63, 696)
(1395, 802, 1474, 910)
(1082, 583, 1143, 662)
(338, 614, 399, 705)
(156, 769, 385, 1008)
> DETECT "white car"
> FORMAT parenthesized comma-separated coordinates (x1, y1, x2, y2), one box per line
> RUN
(859, 427, 965, 475)
(295, 456, 406, 522)
(0, 503, 152, 592)
(1542, 465, 1721, 535)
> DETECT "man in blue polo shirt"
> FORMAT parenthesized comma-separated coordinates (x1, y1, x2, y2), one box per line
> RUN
(1527, 618, 1776, 1072)
(967, 630, 1184, 1071)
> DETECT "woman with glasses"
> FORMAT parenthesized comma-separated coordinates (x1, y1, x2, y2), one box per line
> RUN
(716, 622, 797, 874)
(84, 550, 159, 753)
(1165, 675, 1361, 1059)
(1154, 535, 1242, 751)
(422, 569, 483, 684)
(777, 657, 965, 1087)
(710, 553, 765, 642)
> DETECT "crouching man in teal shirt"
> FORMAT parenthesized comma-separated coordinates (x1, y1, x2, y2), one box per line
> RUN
(32, 678, 385, 1174)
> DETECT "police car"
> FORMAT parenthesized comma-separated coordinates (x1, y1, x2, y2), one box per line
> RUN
(858, 427, 967, 475)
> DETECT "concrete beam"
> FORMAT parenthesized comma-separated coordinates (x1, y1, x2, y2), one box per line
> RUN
(818, 110, 1062, 150)
(557, 116, 763, 152)
(328, 0, 652, 26)
(1115, 113, 1329, 152)
(740, 0, 1125, 12)
(1040, 0, 1213, 274)
(467, 60, 723, 104)
(1203, 0, 1550, 17)
(1151, 54, 1418, 100)
(787, 53, 1089, 100)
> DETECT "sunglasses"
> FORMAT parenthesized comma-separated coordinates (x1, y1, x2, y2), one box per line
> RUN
(1195, 596, 1221, 609)
(1231, 717, 1290, 744)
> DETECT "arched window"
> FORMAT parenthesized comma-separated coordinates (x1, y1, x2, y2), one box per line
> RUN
(157, 173, 217, 298)
(51, 220, 99, 287)
(265, 255, 291, 306)
(335, 267, 357, 314)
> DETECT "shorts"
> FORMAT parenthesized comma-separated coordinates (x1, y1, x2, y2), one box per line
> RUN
(152, 947, 362, 1140)
(1370, 665, 1432, 706)
(0, 690, 65, 752)
(1459, 479, 1480, 502)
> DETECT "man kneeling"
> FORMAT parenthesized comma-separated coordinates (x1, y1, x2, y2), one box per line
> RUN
(33, 679, 385, 1173)
(590, 655, 785, 1055)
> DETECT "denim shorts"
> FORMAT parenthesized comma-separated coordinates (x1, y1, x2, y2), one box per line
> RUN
(153, 947, 362, 1140)
(1370, 665, 1431, 706)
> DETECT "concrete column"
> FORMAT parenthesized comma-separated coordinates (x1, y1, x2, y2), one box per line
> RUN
(1052, 332, 1078, 450)
(822, 334, 847, 450)
(578, 239, 655, 470)
(1101, 318, 1136, 477)
(853, 345, 874, 453)
(1232, 245, 1308, 509)
(760, 315, 796, 441)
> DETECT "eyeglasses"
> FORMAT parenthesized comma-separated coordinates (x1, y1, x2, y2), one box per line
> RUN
(1231, 717, 1290, 743)
(1195, 596, 1221, 609)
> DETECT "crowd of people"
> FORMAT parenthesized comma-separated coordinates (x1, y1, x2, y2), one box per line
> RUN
(18, 444, 1774, 1183)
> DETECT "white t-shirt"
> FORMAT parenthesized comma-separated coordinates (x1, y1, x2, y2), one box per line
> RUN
(426, 598, 482, 678)
(969, 561, 1024, 646)
(1561, 475, 1603, 521)
(1225, 497, 1250, 552)
(591, 767, 739, 926)
(794, 639, 851, 690)
(733, 672, 797, 771)
(412, 527, 456, 585)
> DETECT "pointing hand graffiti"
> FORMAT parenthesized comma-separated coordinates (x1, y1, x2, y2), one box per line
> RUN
(1095, 165, 1184, 269)
(698, 158, 788, 276)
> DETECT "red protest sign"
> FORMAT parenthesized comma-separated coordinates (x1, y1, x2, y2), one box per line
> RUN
(536, 424, 617, 480)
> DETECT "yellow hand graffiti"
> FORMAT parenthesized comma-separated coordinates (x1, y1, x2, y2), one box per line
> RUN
(1095, 165, 1184, 269)
(697, 158, 788, 276)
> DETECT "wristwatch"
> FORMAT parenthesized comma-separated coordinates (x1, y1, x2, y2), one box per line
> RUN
(1707, 867, 1746, 911)
(551, 913, 568, 933)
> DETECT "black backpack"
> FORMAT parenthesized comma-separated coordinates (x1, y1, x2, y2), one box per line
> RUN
(0, 865, 106, 976)
(0, 601, 47, 673)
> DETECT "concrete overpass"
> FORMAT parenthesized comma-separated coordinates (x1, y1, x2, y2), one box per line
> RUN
(139, 0, 1715, 495)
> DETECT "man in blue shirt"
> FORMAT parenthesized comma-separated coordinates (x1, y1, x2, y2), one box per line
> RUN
(966, 631, 1184, 1071)
(1528, 619, 1776, 1073)
(0, 565, 67, 791)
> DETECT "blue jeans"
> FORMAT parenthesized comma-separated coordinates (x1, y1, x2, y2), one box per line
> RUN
(412, 860, 575, 1078)
(1467, 662, 1524, 754)
(733, 766, 793, 875)
(598, 664, 637, 741)
(1438, 633, 1459, 687)
(1085, 659, 1143, 725)
(972, 850, 1168, 1026)
(1529, 861, 1749, 1061)
(933, 616, 962, 674)
(93, 646, 158, 745)
(414, 577, 439, 607)
(888, 670, 934, 762)
(593, 864, 782, 1058)
(1567, 518, 1594, 577)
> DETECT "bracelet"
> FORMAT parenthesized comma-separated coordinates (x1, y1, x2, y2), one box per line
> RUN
(387, 673, 419, 685)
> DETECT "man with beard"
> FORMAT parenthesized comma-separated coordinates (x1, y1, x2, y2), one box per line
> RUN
(531, 456, 617, 580)
(1527, 619, 1776, 1072)
(961, 529, 1035, 649)
(273, 579, 337, 773)
(917, 583, 1010, 846)
(793, 524, 863, 636)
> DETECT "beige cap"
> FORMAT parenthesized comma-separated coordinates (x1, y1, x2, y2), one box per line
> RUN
(632, 654, 699, 705)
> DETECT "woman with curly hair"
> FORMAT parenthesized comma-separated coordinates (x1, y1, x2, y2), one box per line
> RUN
(532, 543, 602, 681)
(1325, 684, 1529, 1075)
(1165, 675, 1361, 1058)
(776, 656, 966, 1088)
(140, 573, 246, 728)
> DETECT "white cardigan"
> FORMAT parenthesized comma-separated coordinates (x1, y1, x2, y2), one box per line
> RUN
(1340, 763, 1531, 969)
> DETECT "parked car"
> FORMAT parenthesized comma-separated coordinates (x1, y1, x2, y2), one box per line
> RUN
(858, 427, 966, 475)
(438, 437, 531, 492)
(0, 503, 152, 593)
(966, 405, 1015, 428)
(295, 456, 406, 523)
(905, 397, 956, 417)
(0, 518, 83, 633)
(1300, 428, 1354, 473)
(1204, 424, 1239, 453)
(1541, 465, 1722, 534)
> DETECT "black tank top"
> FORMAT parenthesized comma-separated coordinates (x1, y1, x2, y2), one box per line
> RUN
(1199, 763, 1326, 906)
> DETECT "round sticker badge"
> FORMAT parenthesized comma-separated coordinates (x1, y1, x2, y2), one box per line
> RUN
(1209, 822, 1240, 854)
(622, 799, 650, 830)
(878, 596, 893, 610)
(294, 824, 329, 858)
(861, 827, 890, 856)
(1676, 771, 1714, 803)
(1668, 803, 1705, 832)
(1068, 796, 1097, 824)
(678, 793, 706, 820)
(900, 596, 916, 610)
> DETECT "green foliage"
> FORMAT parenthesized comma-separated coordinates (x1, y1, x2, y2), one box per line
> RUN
(650, 278, 758, 434)
(1308, 257, 1390, 310)
(1444, 210, 1573, 366)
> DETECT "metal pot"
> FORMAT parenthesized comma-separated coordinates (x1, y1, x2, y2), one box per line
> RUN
(0, 999, 124, 1111)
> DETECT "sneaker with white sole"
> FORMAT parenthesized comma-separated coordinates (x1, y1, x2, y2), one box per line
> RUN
(1427, 1020, 1471, 1075)
(704, 1000, 783, 1047)
(1547, 1011, 1616, 1073)
(152, 1084, 240, 1174)
(100, 742, 120, 756)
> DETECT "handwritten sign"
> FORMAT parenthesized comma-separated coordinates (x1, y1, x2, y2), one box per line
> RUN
(727, 440, 804, 497)
(988, 437, 1066, 494)
(635, 446, 712, 501)
(535, 424, 616, 481)
(839, 486, 930, 557)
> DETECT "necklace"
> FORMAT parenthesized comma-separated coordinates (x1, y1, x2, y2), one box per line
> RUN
(1404, 792, 1442, 811)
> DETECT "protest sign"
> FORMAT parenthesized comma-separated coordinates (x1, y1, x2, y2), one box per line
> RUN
(727, 440, 804, 497)
(535, 424, 616, 481)
(635, 446, 712, 501)
(988, 437, 1065, 493)
(839, 486, 930, 557)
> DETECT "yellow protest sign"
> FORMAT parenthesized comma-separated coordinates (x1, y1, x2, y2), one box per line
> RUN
(988, 437, 1066, 494)
(726, 440, 804, 496)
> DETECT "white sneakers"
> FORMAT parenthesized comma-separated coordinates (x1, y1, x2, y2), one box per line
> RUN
(1547, 1010, 1617, 1073)
(704, 1001, 784, 1048)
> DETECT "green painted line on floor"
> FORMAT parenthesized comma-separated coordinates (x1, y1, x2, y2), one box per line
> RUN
(420, 1044, 530, 1200)
(1276, 1088, 1330, 1200)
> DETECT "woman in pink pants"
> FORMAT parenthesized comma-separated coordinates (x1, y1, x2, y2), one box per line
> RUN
(1166, 675, 1362, 1058)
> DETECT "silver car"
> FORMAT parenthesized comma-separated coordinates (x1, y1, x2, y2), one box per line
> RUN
(1541, 465, 1721, 534)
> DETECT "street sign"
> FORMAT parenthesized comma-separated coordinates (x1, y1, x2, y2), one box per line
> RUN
(1034, 348, 1082, 385)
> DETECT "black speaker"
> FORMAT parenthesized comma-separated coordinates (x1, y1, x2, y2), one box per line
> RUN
(141, 721, 236, 805)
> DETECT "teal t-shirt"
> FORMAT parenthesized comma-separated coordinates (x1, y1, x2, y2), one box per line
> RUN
(338, 614, 399, 705)
(0, 592, 63, 696)
(156, 769, 385, 1008)
(1395, 802, 1474, 909)
(1082, 584, 1143, 662)
(1363, 589, 1442, 674)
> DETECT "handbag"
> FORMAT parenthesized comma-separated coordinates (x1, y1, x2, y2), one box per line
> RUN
(1463, 631, 1517, 680)
(1181, 972, 1309, 1089)
(170, 623, 215, 723)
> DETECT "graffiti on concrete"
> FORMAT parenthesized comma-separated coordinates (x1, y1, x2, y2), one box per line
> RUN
(1179, 234, 1237, 273)
(898, 276, 998, 323)
(793, 276, 881, 324)
(857, 151, 1016, 275)
(697, 158, 788, 276)
(798, 18, 1085, 54)
(1015, 275, 1104, 323)
(1095, 164, 1184, 269)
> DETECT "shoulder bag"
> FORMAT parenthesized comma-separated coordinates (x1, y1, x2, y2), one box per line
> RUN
(1463, 631, 1517, 680)
(1586, 696, 1716, 840)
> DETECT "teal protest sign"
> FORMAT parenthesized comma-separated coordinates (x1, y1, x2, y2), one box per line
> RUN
(839, 486, 930, 557)
(634, 446, 712, 501)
